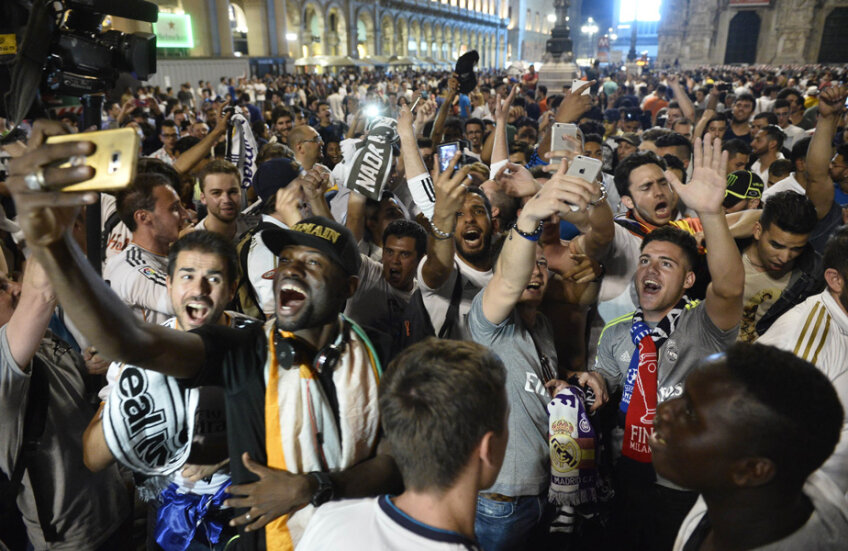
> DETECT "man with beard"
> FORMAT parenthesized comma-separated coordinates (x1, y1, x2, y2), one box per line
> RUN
(464, 118, 485, 155)
(469, 161, 612, 550)
(344, 219, 427, 332)
(9, 118, 400, 543)
(597, 150, 703, 322)
(661, 345, 847, 551)
(586, 136, 744, 551)
(723, 93, 755, 144)
(7, 124, 399, 550)
(750, 125, 785, 183)
(83, 231, 249, 550)
(419, 152, 495, 341)
(191, 160, 258, 241)
(271, 107, 294, 145)
(104, 173, 190, 325)
(758, 227, 848, 493)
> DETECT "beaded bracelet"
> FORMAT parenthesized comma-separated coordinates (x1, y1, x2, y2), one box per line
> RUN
(430, 221, 454, 240)
(588, 184, 608, 207)
(511, 219, 544, 242)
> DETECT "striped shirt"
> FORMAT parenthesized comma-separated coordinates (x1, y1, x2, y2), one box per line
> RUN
(758, 290, 848, 492)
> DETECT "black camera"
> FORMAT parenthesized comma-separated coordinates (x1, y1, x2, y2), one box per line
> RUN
(2, 0, 158, 124)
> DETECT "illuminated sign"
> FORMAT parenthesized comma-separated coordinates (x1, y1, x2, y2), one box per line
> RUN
(154, 13, 194, 48)
(619, 0, 661, 22)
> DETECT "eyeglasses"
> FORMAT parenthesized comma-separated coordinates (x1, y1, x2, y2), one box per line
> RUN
(302, 136, 323, 145)
(161, 133, 178, 139)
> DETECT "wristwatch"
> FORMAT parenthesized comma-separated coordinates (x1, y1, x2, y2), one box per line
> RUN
(308, 471, 335, 507)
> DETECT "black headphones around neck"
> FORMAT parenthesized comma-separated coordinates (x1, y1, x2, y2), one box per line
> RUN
(274, 316, 350, 373)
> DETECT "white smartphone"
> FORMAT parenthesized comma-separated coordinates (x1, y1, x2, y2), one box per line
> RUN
(550, 123, 581, 156)
(564, 155, 604, 211)
(566, 155, 603, 184)
(570, 80, 592, 96)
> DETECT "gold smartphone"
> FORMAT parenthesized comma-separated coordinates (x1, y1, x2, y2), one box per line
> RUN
(46, 127, 140, 192)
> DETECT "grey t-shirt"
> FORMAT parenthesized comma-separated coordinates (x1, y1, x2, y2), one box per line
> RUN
(592, 301, 738, 403)
(591, 301, 738, 488)
(468, 290, 557, 497)
(0, 327, 130, 550)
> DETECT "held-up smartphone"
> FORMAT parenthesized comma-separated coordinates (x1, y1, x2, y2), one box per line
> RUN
(566, 155, 603, 184)
(564, 155, 603, 212)
(551, 123, 581, 156)
(437, 141, 461, 174)
(47, 127, 140, 192)
(570, 79, 592, 96)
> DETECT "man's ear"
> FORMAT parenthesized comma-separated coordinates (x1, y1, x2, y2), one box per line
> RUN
(824, 268, 844, 295)
(345, 275, 359, 299)
(134, 209, 151, 229)
(730, 457, 776, 488)
(621, 195, 635, 211)
(752, 220, 763, 240)
(683, 270, 696, 290)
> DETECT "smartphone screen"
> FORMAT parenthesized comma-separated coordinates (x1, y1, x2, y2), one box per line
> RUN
(438, 142, 459, 173)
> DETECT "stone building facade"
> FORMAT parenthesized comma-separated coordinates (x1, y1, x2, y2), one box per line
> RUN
(150, 0, 510, 68)
(656, 0, 848, 66)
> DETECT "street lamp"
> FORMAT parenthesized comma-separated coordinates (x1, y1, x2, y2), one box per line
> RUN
(547, 13, 557, 24)
(580, 17, 598, 59)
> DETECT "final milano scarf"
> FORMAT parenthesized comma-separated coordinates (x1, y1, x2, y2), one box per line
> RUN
(621, 296, 691, 462)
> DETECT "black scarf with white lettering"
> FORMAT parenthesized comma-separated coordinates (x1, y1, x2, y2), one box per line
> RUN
(345, 118, 398, 200)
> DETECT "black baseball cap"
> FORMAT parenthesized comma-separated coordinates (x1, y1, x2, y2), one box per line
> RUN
(724, 170, 764, 208)
(261, 216, 361, 276)
(252, 158, 301, 204)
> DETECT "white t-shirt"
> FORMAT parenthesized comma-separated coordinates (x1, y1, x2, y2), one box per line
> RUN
(246, 214, 289, 318)
(149, 147, 176, 166)
(598, 224, 642, 323)
(673, 472, 848, 551)
(297, 495, 482, 551)
(345, 254, 417, 329)
(103, 243, 173, 325)
(416, 253, 492, 341)
(781, 124, 806, 149)
(763, 172, 806, 201)
(751, 152, 785, 184)
(758, 290, 848, 493)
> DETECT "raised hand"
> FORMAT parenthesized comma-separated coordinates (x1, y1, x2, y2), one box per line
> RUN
(494, 85, 518, 122)
(818, 85, 847, 119)
(432, 152, 472, 229)
(666, 136, 727, 215)
(6, 120, 98, 248)
(494, 162, 540, 198)
(557, 80, 595, 123)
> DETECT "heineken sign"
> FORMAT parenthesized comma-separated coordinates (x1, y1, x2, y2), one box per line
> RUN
(154, 13, 194, 49)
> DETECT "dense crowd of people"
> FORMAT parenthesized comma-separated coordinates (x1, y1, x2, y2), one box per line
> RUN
(1, 60, 847, 551)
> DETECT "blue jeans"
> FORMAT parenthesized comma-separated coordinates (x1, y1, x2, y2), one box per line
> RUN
(475, 494, 551, 551)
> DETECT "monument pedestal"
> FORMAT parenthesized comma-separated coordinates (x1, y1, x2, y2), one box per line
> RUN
(538, 55, 579, 93)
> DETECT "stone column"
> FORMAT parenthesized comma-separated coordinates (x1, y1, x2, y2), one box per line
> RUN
(771, 0, 816, 64)
(215, 0, 235, 56)
(243, 0, 270, 56)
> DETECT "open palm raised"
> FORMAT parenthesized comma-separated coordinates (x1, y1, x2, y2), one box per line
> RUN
(665, 136, 728, 215)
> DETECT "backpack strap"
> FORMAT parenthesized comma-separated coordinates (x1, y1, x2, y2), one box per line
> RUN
(437, 262, 466, 339)
(3, 356, 57, 542)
